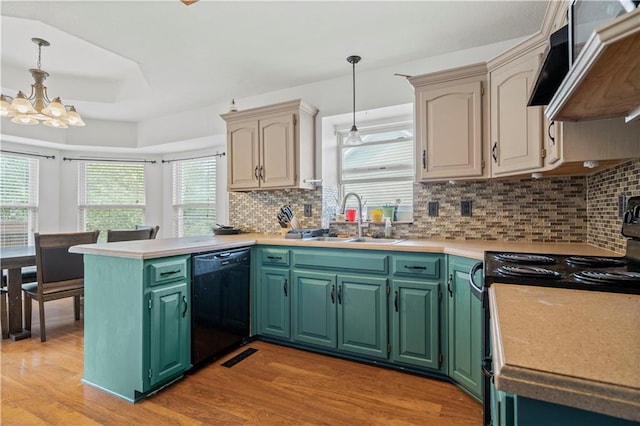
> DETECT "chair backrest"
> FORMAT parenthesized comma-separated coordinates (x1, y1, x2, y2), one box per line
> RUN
(34, 231, 100, 290)
(107, 227, 156, 242)
(134, 225, 160, 239)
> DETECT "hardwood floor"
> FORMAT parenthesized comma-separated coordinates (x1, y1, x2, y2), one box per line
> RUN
(1, 298, 482, 425)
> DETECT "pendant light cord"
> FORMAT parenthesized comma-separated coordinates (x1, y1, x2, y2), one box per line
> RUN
(352, 60, 356, 129)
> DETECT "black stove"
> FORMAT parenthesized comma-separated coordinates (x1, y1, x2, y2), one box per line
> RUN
(479, 195, 640, 426)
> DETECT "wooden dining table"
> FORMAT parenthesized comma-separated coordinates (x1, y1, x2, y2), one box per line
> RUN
(1, 246, 35, 340)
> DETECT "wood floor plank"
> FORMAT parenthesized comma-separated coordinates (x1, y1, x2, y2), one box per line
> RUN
(1, 298, 482, 425)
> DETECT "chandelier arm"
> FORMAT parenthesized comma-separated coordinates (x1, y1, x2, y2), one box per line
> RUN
(42, 86, 52, 104)
(26, 86, 36, 101)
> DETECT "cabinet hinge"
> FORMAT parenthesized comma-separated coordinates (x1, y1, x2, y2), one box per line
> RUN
(386, 284, 390, 295)
(480, 84, 485, 96)
(481, 159, 486, 170)
(293, 115, 297, 126)
(438, 353, 443, 367)
(541, 148, 547, 159)
(148, 368, 153, 379)
(148, 298, 152, 309)
(387, 343, 391, 354)
(438, 290, 442, 301)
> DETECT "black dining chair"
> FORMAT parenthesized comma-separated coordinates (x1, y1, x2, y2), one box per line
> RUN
(23, 230, 100, 342)
(135, 225, 160, 239)
(106, 225, 159, 242)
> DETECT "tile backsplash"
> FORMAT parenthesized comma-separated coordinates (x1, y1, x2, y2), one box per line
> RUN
(229, 159, 639, 253)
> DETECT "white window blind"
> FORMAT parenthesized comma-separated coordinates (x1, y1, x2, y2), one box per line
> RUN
(339, 123, 414, 215)
(79, 161, 145, 240)
(0, 154, 39, 247)
(172, 156, 217, 237)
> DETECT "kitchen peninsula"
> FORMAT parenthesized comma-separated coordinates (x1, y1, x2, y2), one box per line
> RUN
(70, 234, 637, 425)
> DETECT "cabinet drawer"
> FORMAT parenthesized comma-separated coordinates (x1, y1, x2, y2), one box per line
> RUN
(293, 249, 388, 274)
(148, 258, 188, 287)
(392, 255, 440, 279)
(261, 248, 290, 266)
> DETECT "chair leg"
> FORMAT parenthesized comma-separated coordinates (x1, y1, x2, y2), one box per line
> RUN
(1, 291, 8, 339)
(73, 295, 81, 320)
(38, 299, 46, 342)
(24, 294, 32, 331)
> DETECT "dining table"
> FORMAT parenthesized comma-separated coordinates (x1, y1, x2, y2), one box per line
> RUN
(0, 246, 35, 340)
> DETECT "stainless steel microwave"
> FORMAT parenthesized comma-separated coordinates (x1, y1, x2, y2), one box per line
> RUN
(569, 0, 638, 66)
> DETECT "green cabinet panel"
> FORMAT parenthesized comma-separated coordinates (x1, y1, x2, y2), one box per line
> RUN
(391, 279, 440, 369)
(260, 267, 291, 339)
(447, 256, 482, 399)
(291, 270, 337, 348)
(337, 275, 388, 359)
(82, 254, 191, 402)
(293, 249, 388, 274)
(149, 282, 190, 386)
(260, 248, 290, 266)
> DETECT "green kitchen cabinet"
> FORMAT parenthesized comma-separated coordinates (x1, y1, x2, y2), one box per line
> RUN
(447, 256, 482, 399)
(82, 254, 191, 402)
(260, 267, 291, 339)
(291, 270, 337, 348)
(390, 253, 444, 371)
(391, 279, 440, 369)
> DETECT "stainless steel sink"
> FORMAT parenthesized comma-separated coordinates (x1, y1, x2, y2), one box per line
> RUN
(302, 237, 354, 242)
(302, 236, 405, 244)
(346, 237, 406, 244)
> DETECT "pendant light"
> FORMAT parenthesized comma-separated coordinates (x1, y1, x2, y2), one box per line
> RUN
(344, 55, 363, 145)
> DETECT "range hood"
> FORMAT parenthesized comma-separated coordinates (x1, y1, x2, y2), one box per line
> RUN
(527, 25, 569, 107)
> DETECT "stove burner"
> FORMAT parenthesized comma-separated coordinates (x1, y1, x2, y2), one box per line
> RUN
(566, 256, 627, 267)
(494, 253, 556, 264)
(573, 271, 640, 284)
(497, 265, 562, 279)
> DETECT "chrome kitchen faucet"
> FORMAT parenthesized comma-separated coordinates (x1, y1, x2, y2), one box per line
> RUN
(340, 192, 363, 239)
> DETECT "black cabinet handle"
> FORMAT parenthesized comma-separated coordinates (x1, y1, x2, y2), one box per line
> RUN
(337, 285, 342, 304)
(548, 120, 556, 146)
(254, 166, 260, 180)
(422, 149, 426, 169)
(492, 142, 498, 163)
(260, 165, 265, 181)
(182, 295, 188, 317)
(447, 274, 453, 297)
(403, 265, 427, 270)
(283, 279, 288, 297)
(394, 291, 399, 312)
(160, 269, 181, 276)
(267, 256, 282, 260)
(331, 284, 335, 304)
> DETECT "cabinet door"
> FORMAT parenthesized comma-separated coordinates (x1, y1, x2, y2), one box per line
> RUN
(391, 279, 440, 369)
(447, 257, 482, 398)
(260, 267, 291, 339)
(416, 81, 484, 180)
(227, 120, 260, 190)
(337, 275, 388, 359)
(259, 114, 296, 188)
(149, 281, 190, 387)
(490, 52, 544, 175)
(291, 270, 336, 348)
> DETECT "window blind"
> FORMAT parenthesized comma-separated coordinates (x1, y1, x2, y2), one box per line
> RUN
(339, 123, 414, 214)
(0, 154, 39, 247)
(78, 161, 145, 239)
(172, 156, 217, 237)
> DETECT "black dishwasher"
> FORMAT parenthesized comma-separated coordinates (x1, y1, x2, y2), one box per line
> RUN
(191, 247, 250, 368)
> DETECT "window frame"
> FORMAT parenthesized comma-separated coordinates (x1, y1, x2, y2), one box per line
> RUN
(171, 155, 217, 237)
(0, 153, 39, 247)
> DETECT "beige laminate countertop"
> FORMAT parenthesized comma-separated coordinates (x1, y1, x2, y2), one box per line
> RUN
(69, 233, 619, 260)
(489, 284, 640, 422)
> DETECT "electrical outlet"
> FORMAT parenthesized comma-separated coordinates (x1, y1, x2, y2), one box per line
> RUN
(304, 204, 312, 217)
(428, 201, 439, 217)
(461, 200, 472, 217)
(619, 195, 627, 218)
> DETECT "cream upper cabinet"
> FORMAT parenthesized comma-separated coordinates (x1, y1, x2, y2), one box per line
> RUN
(489, 42, 546, 177)
(410, 63, 488, 182)
(221, 99, 318, 192)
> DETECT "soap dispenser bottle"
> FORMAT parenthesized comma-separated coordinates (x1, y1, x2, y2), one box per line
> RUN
(384, 218, 392, 238)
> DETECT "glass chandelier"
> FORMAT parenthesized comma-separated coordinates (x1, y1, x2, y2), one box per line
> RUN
(1, 38, 85, 128)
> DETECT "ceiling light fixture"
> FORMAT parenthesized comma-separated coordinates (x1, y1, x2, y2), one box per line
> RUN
(344, 55, 363, 145)
(0, 38, 85, 128)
